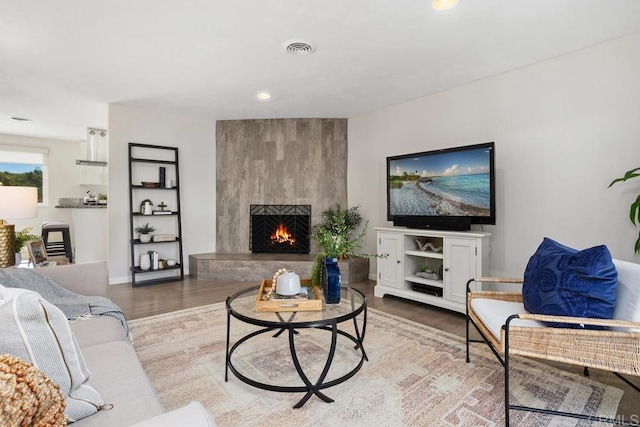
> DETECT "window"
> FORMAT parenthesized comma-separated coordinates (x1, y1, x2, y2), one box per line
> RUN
(0, 145, 49, 205)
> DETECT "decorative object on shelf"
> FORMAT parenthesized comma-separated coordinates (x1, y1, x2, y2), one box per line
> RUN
(140, 199, 153, 215)
(416, 266, 440, 280)
(139, 253, 151, 271)
(324, 257, 341, 304)
(83, 190, 98, 205)
(135, 223, 156, 243)
(275, 269, 301, 296)
(98, 193, 107, 205)
(152, 201, 171, 215)
(166, 259, 176, 267)
(159, 167, 166, 188)
(152, 234, 176, 242)
(608, 167, 640, 253)
(414, 239, 443, 252)
(14, 227, 39, 264)
(141, 182, 160, 188)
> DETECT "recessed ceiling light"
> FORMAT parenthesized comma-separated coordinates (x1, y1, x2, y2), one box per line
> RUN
(282, 39, 316, 56)
(256, 92, 271, 100)
(432, 0, 459, 11)
(8, 116, 31, 122)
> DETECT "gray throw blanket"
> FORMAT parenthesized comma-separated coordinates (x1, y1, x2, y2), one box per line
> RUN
(0, 267, 130, 339)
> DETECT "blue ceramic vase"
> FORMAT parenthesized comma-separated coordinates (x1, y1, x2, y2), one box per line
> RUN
(324, 257, 341, 304)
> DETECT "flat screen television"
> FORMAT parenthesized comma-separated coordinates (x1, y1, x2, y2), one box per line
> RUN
(386, 142, 495, 231)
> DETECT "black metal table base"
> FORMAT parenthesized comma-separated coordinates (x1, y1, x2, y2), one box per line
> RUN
(225, 297, 368, 408)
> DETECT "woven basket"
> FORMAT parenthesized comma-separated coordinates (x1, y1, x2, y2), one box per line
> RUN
(0, 354, 67, 426)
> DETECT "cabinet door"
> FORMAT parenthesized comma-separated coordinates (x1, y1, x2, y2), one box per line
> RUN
(443, 238, 477, 304)
(377, 232, 403, 289)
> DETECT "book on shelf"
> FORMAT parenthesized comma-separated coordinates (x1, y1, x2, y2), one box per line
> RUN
(159, 167, 166, 188)
(152, 210, 172, 215)
(152, 234, 176, 242)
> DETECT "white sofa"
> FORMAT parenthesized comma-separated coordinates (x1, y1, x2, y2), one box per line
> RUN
(30, 263, 216, 426)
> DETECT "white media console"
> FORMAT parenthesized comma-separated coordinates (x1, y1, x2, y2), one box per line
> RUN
(374, 227, 491, 314)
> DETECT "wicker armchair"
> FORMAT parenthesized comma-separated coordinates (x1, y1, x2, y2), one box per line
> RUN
(465, 259, 640, 426)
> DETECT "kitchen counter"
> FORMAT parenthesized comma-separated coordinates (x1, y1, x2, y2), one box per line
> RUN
(55, 197, 106, 208)
(53, 199, 107, 263)
(55, 205, 107, 208)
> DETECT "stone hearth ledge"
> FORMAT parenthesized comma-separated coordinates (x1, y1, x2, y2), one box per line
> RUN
(188, 253, 369, 283)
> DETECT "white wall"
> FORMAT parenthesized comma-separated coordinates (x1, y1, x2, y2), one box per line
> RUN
(348, 33, 640, 279)
(108, 105, 216, 284)
(0, 133, 83, 241)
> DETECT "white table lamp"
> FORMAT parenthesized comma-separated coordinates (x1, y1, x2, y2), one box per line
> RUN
(0, 185, 38, 267)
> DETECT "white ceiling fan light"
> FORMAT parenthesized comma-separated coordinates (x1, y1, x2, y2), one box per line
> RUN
(432, 0, 459, 11)
(282, 39, 316, 56)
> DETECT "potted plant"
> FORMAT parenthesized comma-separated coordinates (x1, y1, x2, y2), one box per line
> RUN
(98, 193, 107, 205)
(309, 204, 371, 293)
(135, 223, 156, 243)
(14, 227, 39, 264)
(609, 167, 640, 253)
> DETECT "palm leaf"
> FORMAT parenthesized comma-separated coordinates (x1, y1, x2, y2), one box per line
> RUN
(608, 167, 640, 187)
(631, 195, 640, 226)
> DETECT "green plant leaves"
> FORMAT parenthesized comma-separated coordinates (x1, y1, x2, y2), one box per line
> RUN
(610, 167, 640, 253)
(312, 204, 366, 258)
(14, 227, 39, 253)
(631, 194, 640, 226)
(608, 167, 640, 188)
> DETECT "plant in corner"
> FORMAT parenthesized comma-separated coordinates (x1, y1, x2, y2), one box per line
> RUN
(14, 227, 39, 253)
(309, 204, 379, 289)
(13, 227, 39, 265)
(135, 223, 156, 243)
(609, 167, 640, 253)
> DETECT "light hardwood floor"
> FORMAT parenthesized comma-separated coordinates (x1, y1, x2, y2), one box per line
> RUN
(110, 278, 638, 419)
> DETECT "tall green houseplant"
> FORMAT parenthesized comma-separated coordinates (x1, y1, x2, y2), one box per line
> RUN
(609, 167, 640, 253)
(309, 204, 369, 288)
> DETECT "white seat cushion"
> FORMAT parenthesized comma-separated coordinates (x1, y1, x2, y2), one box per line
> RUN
(612, 259, 640, 323)
(470, 298, 545, 340)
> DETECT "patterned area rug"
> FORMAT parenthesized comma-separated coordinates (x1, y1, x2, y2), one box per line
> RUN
(129, 303, 622, 426)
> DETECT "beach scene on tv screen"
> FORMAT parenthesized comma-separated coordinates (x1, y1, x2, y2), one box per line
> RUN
(389, 147, 491, 217)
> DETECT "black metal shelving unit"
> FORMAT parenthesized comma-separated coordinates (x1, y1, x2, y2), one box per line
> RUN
(128, 143, 184, 287)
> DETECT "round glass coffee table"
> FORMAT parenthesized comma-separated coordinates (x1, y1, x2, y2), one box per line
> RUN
(225, 285, 367, 408)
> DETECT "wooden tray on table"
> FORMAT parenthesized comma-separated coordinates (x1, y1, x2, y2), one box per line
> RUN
(255, 279, 323, 312)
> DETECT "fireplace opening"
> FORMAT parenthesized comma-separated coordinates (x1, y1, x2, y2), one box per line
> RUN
(250, 205, 311, 254)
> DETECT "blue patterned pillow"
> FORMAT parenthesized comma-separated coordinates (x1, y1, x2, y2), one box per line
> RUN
(522, 238, 617, 328)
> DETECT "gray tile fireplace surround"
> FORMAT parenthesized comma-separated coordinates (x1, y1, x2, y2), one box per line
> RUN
(188, 253, 369, 283)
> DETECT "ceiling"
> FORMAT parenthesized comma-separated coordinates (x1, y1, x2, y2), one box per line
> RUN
(2, 1, 640, 143)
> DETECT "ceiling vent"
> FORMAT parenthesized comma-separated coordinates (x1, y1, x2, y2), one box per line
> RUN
(282, 39, 316, 56)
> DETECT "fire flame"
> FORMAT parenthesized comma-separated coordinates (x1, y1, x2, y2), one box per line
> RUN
(270, 223, 296, 246)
